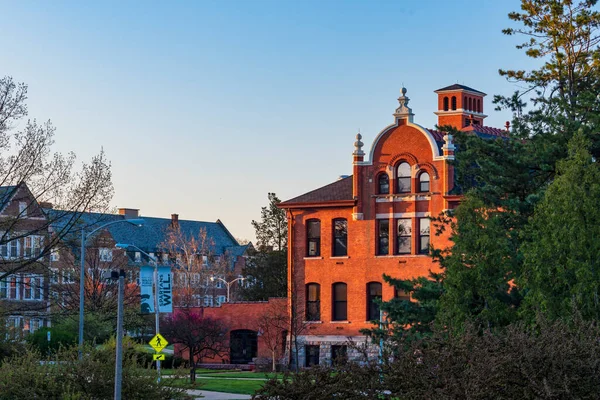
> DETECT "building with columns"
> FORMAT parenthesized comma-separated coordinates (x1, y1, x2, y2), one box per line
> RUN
(278, 84, 508, 367)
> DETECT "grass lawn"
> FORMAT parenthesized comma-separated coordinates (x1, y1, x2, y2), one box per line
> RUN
(171, 377, 266, 395)
(162, 369, 283, 380)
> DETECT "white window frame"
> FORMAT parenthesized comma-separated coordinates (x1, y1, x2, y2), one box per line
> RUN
(203, 295, 213, 307)
(217, 295, 226, 305)
(50, 248, 60, 262)
(19, 202, 27, 217)
(134, 251, 141, 263)
(99, 247, 113, 262)
(0, 279, 7, 299)
(8, 276, 18, 299)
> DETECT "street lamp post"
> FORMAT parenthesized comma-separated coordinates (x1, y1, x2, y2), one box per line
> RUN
(107, 269, 126, 400)
(210, 276, 245, 303)
(115, 244, 161, 382)
(78, 218, 144, 359)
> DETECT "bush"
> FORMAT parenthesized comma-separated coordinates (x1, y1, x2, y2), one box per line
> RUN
(255, 318, 600, 400)
(0, 344, 190, 400)
(26, 326, 77, 356)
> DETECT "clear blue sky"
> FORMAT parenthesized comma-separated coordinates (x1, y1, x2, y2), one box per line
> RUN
(2, 0, 534, 242)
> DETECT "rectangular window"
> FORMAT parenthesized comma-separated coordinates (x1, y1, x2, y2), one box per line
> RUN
(331, 345, 348, 365)
(333, 219, 347, 257)
(307, 220, 321, 257)
(1, 235, 20, 259)
(134, 252, 141, 263)
(332, 283, 347, 321)
(396, 219, 412, 254)
(23, 237, 32, 258)
(19, 202, 27, 217)
(99, 248, 113, 262)
(306, 284, 321, 321)
(23, 276, 32, 300)
(0, 279, 7, 298)
(377, 220, 389, 255)
(305, 345, 320, 367)
(217, 295, 226, 305)
(50, 248, 60, 262)
(202, 255, 208, 266)
(204, 295, 213, 307)
(162, 253, 169, 263)
(367, 282, 382, 321)
(9, 276, 18, 299)
(419, 218, 430, 254)
(394, 288, 411, 301)
(62, 270, 74, 284)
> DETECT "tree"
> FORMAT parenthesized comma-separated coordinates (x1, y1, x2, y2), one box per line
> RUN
(242, 193, 287, 301)
(161, 225, 231, 308)
(256, 300, 289, 372)
(252, 193, 287, 252)
(0, 75, 113, 288)
(241, 249, 287, 301)
(161, 308, 228, 382)
(520, 131, 600, 320)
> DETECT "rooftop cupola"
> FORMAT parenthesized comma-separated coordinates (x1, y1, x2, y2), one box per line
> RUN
(393, 87, 414, 124)
(434, 84, 487, 129)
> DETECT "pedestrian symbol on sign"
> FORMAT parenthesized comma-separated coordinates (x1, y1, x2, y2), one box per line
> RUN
(149, 333, 168, 353)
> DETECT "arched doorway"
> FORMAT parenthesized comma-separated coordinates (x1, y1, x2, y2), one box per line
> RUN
(230, 329, 258, 364)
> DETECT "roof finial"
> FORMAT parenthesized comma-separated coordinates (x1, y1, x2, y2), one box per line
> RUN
(353, 132, 364, 157)
(393, 86, 414, 122)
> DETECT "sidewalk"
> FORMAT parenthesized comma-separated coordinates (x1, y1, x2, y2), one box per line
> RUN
(187, 389, 252, 400)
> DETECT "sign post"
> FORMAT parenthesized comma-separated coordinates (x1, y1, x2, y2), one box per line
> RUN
(149, 333, 169, 379)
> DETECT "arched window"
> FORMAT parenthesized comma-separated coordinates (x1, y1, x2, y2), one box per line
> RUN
(367, 282, 382, 321)
(419, 172, 430, 192)
(378, 173, 389, 194)
(306, 283, 321, 321)
(396, 162, 411, 193)
(443, 97, 449, 111)
(333, 218, 348, 257)
(468, 97, 472, 111)
(332, 283, 347, 321)
(306, 219, 320, 257)
(477, 99, 481, 113)
(451, 96, 457, 110)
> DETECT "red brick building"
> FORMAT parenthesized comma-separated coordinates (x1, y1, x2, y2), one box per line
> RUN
(279, 84, 507, 367)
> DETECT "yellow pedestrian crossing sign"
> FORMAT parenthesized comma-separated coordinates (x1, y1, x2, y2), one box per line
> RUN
(153, 353, 166, 361)
(149, 333, 168, 353)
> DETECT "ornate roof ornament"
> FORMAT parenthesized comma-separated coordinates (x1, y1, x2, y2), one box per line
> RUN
(393, 87, 414, 122)
(353, 132, 364, 157)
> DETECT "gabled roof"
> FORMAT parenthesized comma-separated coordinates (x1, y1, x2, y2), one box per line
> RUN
(48, 210, 244, 256)
(435, 84, 486, 95)
(279, 176, 354, 208)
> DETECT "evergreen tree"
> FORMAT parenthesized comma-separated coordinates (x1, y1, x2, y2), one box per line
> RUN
(521, 131, 600, 320)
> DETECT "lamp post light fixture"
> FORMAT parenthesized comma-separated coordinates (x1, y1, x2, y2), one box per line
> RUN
(115, 243, 162, 382)
(78, 218, 144, 359)
(210, 276, 245, 303)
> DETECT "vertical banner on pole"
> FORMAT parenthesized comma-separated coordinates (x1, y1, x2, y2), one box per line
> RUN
(140, 266, 154, 314)
(157, 267, 173, 313)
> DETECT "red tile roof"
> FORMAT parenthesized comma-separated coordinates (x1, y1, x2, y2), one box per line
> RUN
(428, 129, 446, 142)
(462, 125, 509, 138)
(280, 176, 354, 206)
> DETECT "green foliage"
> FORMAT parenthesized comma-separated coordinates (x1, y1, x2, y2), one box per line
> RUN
(251, 193, 288, 252)
(26, 326, 77, 356)
(521, 131, 600, 320)
(0, 344, 188, 400)
(241, 249, 287, 301)
(257, 318, 600, 400)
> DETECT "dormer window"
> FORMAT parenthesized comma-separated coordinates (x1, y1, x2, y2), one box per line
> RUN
(419, 172, 430, 192)
(378, 173, 389, 194)
(19, 202, 27, 217)
(396, 162, 411, 193)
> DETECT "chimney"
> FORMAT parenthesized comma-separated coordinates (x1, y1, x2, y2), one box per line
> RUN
(171, 213, 179, 227)
(118, 208, 139, 218)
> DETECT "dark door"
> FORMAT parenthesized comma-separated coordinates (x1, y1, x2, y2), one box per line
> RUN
(230, 330, 258, 364)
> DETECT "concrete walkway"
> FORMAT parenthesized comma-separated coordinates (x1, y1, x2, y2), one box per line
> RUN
(187, 389, 252, 399)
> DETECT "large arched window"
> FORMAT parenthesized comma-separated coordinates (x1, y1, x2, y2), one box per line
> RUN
(396, 162, 411, 193)
(443, 97, 449, 111)
(451, 96, 457, 110)
(367, 282, 382, 321)
(306, 283, 321, 321)
(333, 218, 348, 257)
(306, 219, 321, 257)
(419, 172, 430, 192)
(332, 283, 347, 321)
(378, 173, 390, 194)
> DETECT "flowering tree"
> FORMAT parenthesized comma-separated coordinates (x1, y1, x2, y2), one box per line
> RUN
(161, 309, 228, 382)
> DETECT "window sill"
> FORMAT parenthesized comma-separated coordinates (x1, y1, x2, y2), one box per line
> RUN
(330, 321, 350, 324)
(304, 257, 323, 260)
(375, 254, 430, 258)
(330, 256, 349, 259)
(304, 321, 323, 324)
